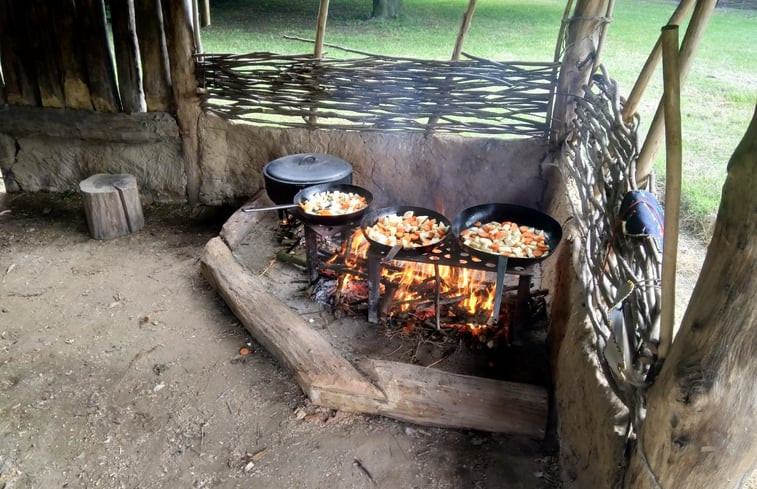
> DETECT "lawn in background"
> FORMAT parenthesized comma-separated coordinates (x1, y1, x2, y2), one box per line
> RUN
(201, 0, 757, 239)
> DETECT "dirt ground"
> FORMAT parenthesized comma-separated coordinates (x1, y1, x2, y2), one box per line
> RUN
(0, 192, 556, 489)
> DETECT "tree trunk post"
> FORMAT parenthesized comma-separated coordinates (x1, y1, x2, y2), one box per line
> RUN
(162, 0, 202, 204)
(550, 0, 611, 142)
(623, 105, 757, 489)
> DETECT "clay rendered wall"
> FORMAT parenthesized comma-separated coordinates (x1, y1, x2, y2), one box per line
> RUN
(0, 107, 185, 203)
(541, 165, 628, 489)
(198, 114, 550, 215)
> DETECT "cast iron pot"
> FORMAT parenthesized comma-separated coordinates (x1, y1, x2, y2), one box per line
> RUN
(263, 153, 353, 204)
(451, 203, 563, 268)
(243, 183, 373, 226)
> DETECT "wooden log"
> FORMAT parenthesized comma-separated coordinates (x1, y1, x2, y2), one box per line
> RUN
(0, 106, 179, 143)
(162, 0, 202, 203)
(201, 233, 549, 436)
(622, 105, 757, 489)
(218, 190, 273, 250)
(201, 236, 386, 404)
(134, 0, 173, 112)
(78, 0, 122, 112)
(56, 0, 94, 109)
(0, 0, 39, 106)
(79, 173, 145, 240)
(110, 0, 147, 113)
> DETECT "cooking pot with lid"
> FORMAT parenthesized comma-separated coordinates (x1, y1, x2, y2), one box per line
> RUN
(263, 153, 353, 204)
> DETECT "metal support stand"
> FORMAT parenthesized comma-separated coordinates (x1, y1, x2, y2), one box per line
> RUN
(488, 255, 508, 325)
(304, 225, 320, 285)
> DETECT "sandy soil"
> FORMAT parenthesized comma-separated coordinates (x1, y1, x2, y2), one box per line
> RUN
(0, 193, 555, 489)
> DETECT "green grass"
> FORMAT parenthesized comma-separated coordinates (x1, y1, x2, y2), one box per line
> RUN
(201, 0, 757, 240)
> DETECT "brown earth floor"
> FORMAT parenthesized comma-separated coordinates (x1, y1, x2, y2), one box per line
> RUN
(0, 193, 556, 489)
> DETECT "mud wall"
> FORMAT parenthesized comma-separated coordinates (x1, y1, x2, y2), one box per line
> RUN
(198, 114, 551, 216)
(541, 167, 628, 489)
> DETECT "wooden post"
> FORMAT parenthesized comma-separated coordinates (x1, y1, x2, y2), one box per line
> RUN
(199, 0, 210, 27)
(56, 0, 94, 110)
(162, 0, 202, 203)
(313, 0, 330, 59)
(635, 0, 717, 185)
(26, 3, 65, 108)
(0, 0, 40, 106)
(110, 0, 147, 113)
(425, 0, 478, 133)
(79, 0, 122, 112)
(621, 0, 695, 123)
(308, 0, 330, 127)
(551, 0, 610, 142)
(80, 174, 145, 240)
(657, 25, 682, 364)
(134, 0, 173, 112)
(623, 104, 757, 489)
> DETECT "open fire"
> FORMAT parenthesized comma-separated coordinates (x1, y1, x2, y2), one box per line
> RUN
(301, 223, 539, 343)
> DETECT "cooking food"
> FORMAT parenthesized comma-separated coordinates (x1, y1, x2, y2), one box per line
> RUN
(460, 220, 550, 258)
(365, 210, 448, 248)
(300, 190, 369, 216)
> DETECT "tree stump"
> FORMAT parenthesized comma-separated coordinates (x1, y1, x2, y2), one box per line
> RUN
(79, 173, 144, 240)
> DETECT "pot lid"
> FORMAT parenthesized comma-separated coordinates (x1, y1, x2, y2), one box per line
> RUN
(264, 153, 352, 183)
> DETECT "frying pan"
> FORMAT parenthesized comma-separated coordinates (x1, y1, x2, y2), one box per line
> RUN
(451, 203, 562, 267)
(242, 183, 373, 227)
(360, 206, 451, 255)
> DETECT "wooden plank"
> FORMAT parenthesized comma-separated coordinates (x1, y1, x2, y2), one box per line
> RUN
(134, 0, 173, 112)
(78, 0, 122, 112)
(0, 0, 39, 106)
(109, 0, 146, 113)
(0, 106, 179, 143)
(201, 230, 549, 436)
(56, 0, 94, 109)
(161, 0, 202, 203)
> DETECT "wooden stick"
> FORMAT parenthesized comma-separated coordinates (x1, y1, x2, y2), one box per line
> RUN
(313, 0, 330, 58)
(621, 0, 695, 123)
(635, 0, 717, 185)
(309, 0, 330, 126)
(426, 0, 478, 132)
(199, 0, 211, 27)
(657, 25, 682, 364)
(590, 0, 616, 74)
(451, 0, 478, 61)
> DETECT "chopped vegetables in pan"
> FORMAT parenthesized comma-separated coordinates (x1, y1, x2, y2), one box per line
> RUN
(300, 190, 368, 216)
(461, 220, 550, 258)
(365, 210, 448, 248)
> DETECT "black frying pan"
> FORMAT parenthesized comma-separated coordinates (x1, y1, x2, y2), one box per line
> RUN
(360, 206, 451, 255)
(451, 203, 563, 267)
(243, 183, 373, 227)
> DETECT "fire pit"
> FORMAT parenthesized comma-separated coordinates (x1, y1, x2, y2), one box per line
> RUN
(201, 190, 553, 437)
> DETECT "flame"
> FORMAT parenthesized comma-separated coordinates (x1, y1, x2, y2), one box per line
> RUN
(332, 229, 499, 328)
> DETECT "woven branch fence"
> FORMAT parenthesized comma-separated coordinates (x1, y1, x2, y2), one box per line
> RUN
(195, 52, 559, 137)
(562, 66, 661, 431)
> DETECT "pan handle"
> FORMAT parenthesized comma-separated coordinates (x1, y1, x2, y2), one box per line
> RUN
(242, 203, 298, 213)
